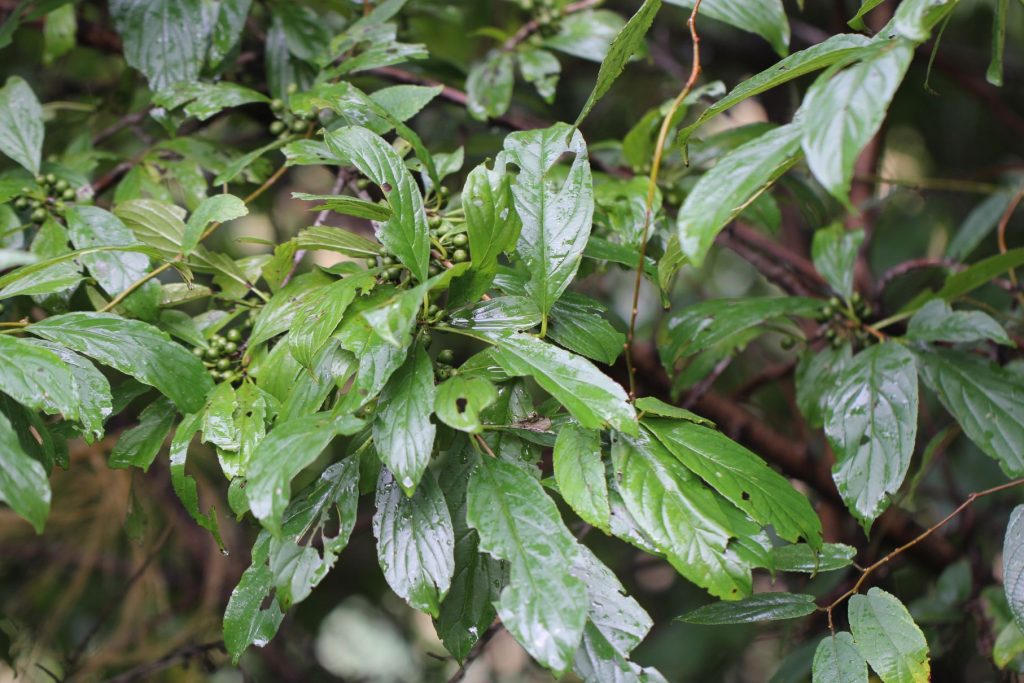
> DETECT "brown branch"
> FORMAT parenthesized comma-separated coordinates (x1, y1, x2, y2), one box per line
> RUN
(92, 106, 155, 146)
(997, 186, 1024, 290)
(447, 621, 503, 683)
(718, 229, 816, 296)
(103, 641, 226, 683)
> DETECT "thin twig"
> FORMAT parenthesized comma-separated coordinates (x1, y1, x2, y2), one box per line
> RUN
(625, 0, 704, 401)
(501, 0, 601, 51)
(447, 621, 503, 683)
(996, 186, 1024, 290)
(824, 477, 1024, 630)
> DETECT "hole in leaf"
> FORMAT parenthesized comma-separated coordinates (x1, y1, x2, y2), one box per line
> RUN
(741, 491, 750, 501)
(456, 397, 468, 414)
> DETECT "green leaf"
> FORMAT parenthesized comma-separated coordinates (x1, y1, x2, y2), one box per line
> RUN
(223, 537, 284, 662)
(374, 467, 455, 617)
(110, 0, 207, 90)
(246, 412, 363, 535)
(849, 0, 887, 29)
(467, 456, 587, 673)
(634, 397, 714, 426)
(435, 443, 502, 661)
(169, 412, 225, 550)
(28, 312, 214, 414)
(812, 224, 864, 300)
(812, 632, 868, 683)
(466, 50, 515, 121)
(518, 47, 560, 103)
(645, 418, 822, 547)
(0, 410, 50, 533)
(796, 344, 852, 429)
(937, 248, 1024, 301)
(157, 81, 269, 121)
(207, 0, 251, 71)
(547, 293, 624, 365)
(611, 429, 754, 599)
(503, 123, 594, 320)
(325, 126, 430, 282)
(114, 198, 187, 259)
(772, 543, 857, 574)
(905, 299, 1012, 346)
(824, 343, 918, 529)
(65, 206, 149, 297)
(484, 331, 636, 435)
(109, 397, 177, 470)
(543, 9, 624, 62)
(42, 3, 77, 64)
(0, 76, 43, 175)
(1003, 505, 1024, 631)
(27, 340, 112, 441)
(946, 192, 1015, 261)
(0, 334, 79, 423)
(676, 123, 803, 267)
(800, 40, 913, 204)
(574, 0, 661, 127)
(451, 159, 521, 306)
(679, 34, 871, 144)
(294, 225, 384, 258)
(660, 296, 820, 362)
(448, 296, 542, 333)
(182, 194, 248, 254)
(289, 272, 374, 369)
(435, 375, 498, 434)
(553, 424, 610, 532)
(914, 348, 1024, 476)
(987, 0, 1008, 85)
(678, 592, 817, 625)
(993, 621, 1024, 670)
(847, 588, 930, 683)
(373, 345, 437, 494)
(666, 0, 789, 56)
(893, 0, 959, 43)
(249, 271, 331, 348)
(292, 192, 391, 221)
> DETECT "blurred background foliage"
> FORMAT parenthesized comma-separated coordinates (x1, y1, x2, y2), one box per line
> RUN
(0, 0, 1022, 680)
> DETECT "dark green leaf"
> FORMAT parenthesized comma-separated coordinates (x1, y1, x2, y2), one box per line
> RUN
(65, 206, 149, 296)
(678, 592, 817, 624)
(294, 225, 384, 258)
(155, 81, 269, 121)
(466, 50, 515, 121)
(0, 334, 79, 422)
(27, 340, 112, 441)
(553, 424, 610, 532)
(666, 0, 789, 56)
(448, 296, 541, 333)
(28, 312, 214, 414)
(946, 192, 1015, 261)
(0, 410, 50, 533)
(110, 0, 207, 90)
(435, 375, 498, 434)
(574, 0, 661, 127)
(772, 543, 857, 574)
(292, 192, 392, 221)
(915, 348, 1024, 476)
(812, 632, 868, 683)
(676, 123, 803, 266)
(374, 467, 455, 617)
(114, 199, 187, 259)
(1003, 506, 1024, 630)
(288, 272, 374, 369)
(796, 344, 852, 429)
(182, 194, 248, 254)
(223, 536, 283, 662)
(634, 397, 714, 427)
(249, 271, 331, 348)
(0, 76, 43, 174)
(207, 0, 251, 71)
(825, 343, 918, 529)
(849, 0, 887, 29)
(109, 397, 176, 470)
(847, 588, 930, 682)
(645, 418, 822, 546)
(906, 299, 1012, 345)
(547, 293, 624, 365)
(812, 224, 864, 300)
(987, 0, 1008, 85)
(169, 412, 225, 550)
(937, 248, 1024, 301)
(373, 345, 436, 494)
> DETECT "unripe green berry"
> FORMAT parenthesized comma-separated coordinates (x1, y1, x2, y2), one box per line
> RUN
(428, 264, 441, 277)
(829, 296, 841, 308)
(420, 330, 432, 348)
(14, 197, 27, 210)
(303, 110, 318, 121)
(290, 119, 307, 133)
(452, 233, 468, 247)
(30, 208, 46, 223)
(226, 328, 242, 342)
(205, 347, 220, 359)
(366, 257, 378, 268)
(428, 216, 442, 229)
(62, 188, 76, 201)
(224, 341, 238, 354)
(428, 304, 440, 316)
(386, 267, 402, 281)
(45, 173, 57, 185)
(29, 199, 41, 210)
(209, 369, 221, 379)
(193, 347, 205, 357)
(270, 98, 285, 112)
(216, 358, 231, 370)
(54, 179, 68, 192)
(437, 349, 454, 364)
(451, 249, 469, 263)
(381, 256, 395, 266)
(220, 370, 235, 381)
(269, 121, 286, 135)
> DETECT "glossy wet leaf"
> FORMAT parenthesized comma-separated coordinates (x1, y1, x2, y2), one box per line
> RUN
(644, 418, 822, 547)
(110, 0, 207, 90)
(447, 296, 541, 333)
(223, 536, 284, 662)
(374, 467, 455, 617)
(634, 397, 714, 426)
(772, 543, 857, 574)
(28, 312, 214, 414)
(181, 193, 248, 254)
(109, 397, 177, 470)
(676, 123, 803, 267)
(825, 343, 918, 529)
(914, 348, 1024, 476)
(466, 50, 514, 121)
(27, 340, 112, 441)
(1003, 505, 1024, 630)
(796, 344, 852, 429)
(0, 76, 43, 174)
(288, 272, 374, 369)
(847, 588, 930, 683)
(467, 456, 586, 673)
(812, 224, 864, 300)
(906, 299, 1012, 346)
(547, 293, 625, 365)
(435, 375, 498, 434)
(114, 198, 187, 259)
(373, 345, 436, 494)
(553, 424, 610, 532)
(678, 592, 817, 624)
(249, 271, 331, 348)
(169, 412, 225, 550)
(0, 410, 50, 533)
(0, 334, 79, 423)
(812, 632, 868, 683)
(65, 206, 150, 298)
(665, 0, 789, 55)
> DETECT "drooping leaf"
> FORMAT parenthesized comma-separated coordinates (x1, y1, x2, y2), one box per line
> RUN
(824, 343, 918, 529)
(812, 224, 864, 300)
(169, 412, 225, 550)
(645, 418, 822, 547)
(292, 192, 392, 221)
(28, 312, 214, 414)
(796, 344, 852, 429)
(466, 50, 515, 121)
(905, 299, 1012, 345)
(110, 0, 208, 90)
(847, 588, 930, 683)
(181, 193, 248, 254)
(373, 345, 437, 495)
(800, 40, 913, 204)
(0, 334, 79, 423)
(547, 293, 625, 365)
(467, 456, 587, 673)
(0, 410, 50, 534)
(772, 543, 857, 574)
(1003, 506, 1024, 631)
(678, 593, 817, 625)
(892, 0, 959, 43)
(676, 123, 803, 267)
(945, 192, 1015, 261)
(812, 632, 868, 683)
(27, 340, 112, 441)
(483, 331, 636, 435)
(223, 536, 284, 662)
(634, 397, 714, 426)
(665, 0, 789, 56)
(553, 424, 610, 533)
(108, 397, 177, 470)
(987, 0, 1008, 86)
(0, 76, 44, 175)
(374, 467, 455, 617)
(914, 348, 1024, 476)
(503, 123, 594, 321)
(65, 205, 150, 297)
(574, 0, 661, 127)
(518, 47, 560, 103)
(324, 126, 430, 282)
(543, 9, 624, 62)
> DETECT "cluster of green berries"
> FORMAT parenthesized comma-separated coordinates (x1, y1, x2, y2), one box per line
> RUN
(268, 98, 317, 138)
(815, 294, 874, 348)
(366, 253, 407, 282)
(12, 173, 79, 224)
(193, 328, 246, 383)
(433, 348, 456, 380)
(429, 216, 470, 274)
